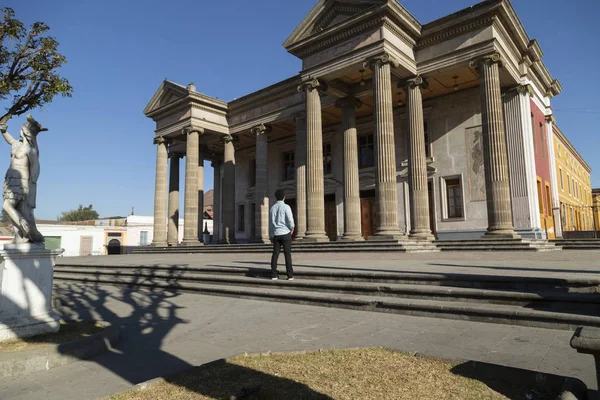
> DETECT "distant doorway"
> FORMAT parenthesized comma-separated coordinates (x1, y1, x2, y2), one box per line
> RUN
(324, 194, 337, 241)
(428, 179, 437, 237)
(79, 236, 93, 256)
(360, 190, 376, 239)
(107, 239, 121, 255)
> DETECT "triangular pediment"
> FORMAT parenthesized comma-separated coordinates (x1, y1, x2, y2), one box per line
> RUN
(143, 80, 190, 116)
(283, 0, 385, 49)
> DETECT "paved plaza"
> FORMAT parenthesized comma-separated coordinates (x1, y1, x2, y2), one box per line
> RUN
(1, 251, 598, 400)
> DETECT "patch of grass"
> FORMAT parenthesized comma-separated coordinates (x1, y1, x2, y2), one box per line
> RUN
(0, 320, 104, 353)
(108, 348, 542, 400)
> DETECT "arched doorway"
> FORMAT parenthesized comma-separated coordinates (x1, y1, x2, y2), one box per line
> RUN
(107, 239, 121, 255)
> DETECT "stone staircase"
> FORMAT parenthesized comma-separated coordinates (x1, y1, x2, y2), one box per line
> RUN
(133, 239, 440, 254)
(53, 263, 600, 331)
(436, 239, 561, 252)
(133, 238, 560, 255)
(552, 239, 600, 250)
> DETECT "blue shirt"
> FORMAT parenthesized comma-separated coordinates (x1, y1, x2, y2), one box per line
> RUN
(269, 201, 295, 238)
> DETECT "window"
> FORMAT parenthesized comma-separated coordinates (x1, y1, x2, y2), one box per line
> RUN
(139, 231, 149, 246)
(237, 204, 245, 232)
(323, 143, 332, 175)
(537, 180, 544, 214)
(531, 113, 537, 154)
(559, 168, 563, 191)
(568, 174, 571, 194)
(358, 134, 375, 169)
(424, 121, 431, 158)
(45, 236, 62, 250)
(539, 123, 546, 158)
(444, 177, 463, 219)
(282, 152, 295, 181)
(249, 159, 256, 187)
(545, 184, 552, 217)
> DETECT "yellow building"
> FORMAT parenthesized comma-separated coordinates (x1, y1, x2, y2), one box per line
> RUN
(553, 125, 593, 232)
(593, 189, 600, 232)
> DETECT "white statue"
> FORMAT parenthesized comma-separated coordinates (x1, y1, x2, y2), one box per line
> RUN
(0, 115, 46, 244)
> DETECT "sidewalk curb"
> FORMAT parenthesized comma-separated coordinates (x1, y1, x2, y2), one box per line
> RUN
(0, 322, 120, 379)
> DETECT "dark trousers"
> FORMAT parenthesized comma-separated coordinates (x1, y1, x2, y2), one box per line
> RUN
(271, 233, 293, 278)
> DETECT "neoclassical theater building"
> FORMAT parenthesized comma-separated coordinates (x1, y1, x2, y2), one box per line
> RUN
(144, 0, 565, 247)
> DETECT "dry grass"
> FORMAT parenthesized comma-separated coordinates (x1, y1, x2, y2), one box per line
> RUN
(0, 321, 104, 353)
(109, 348, 542, 400)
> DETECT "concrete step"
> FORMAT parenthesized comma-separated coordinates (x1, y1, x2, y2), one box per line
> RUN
(52, 270, 600, 309)
(53, 275, 600, 331)
(53, 265, 600, 293)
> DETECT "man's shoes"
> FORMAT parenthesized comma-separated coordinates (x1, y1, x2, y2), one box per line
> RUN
(271, 276, 279, 280)
(287, 277, 294, 281)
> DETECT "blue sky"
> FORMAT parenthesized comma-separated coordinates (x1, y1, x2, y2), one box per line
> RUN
(2, 0, 599, 219)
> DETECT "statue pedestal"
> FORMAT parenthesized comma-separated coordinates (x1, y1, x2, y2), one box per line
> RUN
(0, 243, 64, 341)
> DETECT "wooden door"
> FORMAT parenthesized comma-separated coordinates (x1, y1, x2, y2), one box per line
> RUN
(361, 198, 376, 239)
(325, 199, 337, 240)
(80, 236, 93, 256)
(428, 180, 437, 236)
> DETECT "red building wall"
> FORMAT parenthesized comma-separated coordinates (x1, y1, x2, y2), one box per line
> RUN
(530, 99, 553, 228)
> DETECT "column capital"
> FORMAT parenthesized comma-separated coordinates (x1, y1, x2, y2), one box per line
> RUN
(363, 53, 399, 70)
(545, 114, 556, 124)
(516, 84, 534, 97)
(153, 136, 171, 145)
(398, 75, 428, 90)
(297, 78, 327, 93)
(183, 126, 205, 135)
(335, 96, 362, 110)
(293, 111, 306, 122)
(250, 123, 271, 136)
(220, 133, 240, 147)
(469, 53, 503, 69)
(168, 152, 183, 159)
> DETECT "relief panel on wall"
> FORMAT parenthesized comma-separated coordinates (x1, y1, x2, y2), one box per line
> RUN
(466, 125, 486, 202)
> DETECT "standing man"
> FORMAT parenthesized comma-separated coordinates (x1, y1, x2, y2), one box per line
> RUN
(269, 189, 295, 280)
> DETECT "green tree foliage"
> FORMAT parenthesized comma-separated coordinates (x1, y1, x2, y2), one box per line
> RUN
(58, 204, 99, 222)
(0, 7, 73, 124)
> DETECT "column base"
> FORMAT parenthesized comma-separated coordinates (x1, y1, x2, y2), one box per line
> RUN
(167, 242, 178, 247)
(368, 233, 406, 241)
(151, 241, 168, 247)
(409, 231, 435, 241)
(339, 234, 365, 242)
(180, 239, 203, 246)
(252, 238, 271, 244)
(483, 229, 522, 239)
(303, 233, 330, 242)
(219, 239, 238, 245)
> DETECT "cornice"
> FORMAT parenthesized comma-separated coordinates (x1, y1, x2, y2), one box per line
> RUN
(229, 75, 301, 114)
(418, 15, 493, 48)
(381, 17, 416, 47)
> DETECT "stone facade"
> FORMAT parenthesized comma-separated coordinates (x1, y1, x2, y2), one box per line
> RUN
(143, 0, 582, 245)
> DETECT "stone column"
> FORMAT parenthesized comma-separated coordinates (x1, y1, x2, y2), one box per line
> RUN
(252, 124, 270, 243)
(294, 112, 307, 240)
(151, 136, 168, 247)
(470, 54, 519, 238)
(546, 114, 562, 238)
(364, 54, 403, 239)
(298, 79, 329, 242)
(222, 134, 238, 244)
(402, 76, 434, 241)
(182, 127, 203, 245)
(197, 146, 204, 242)
(212, 161, 221, 244)
(167, 152, 181, 246)
(336, 97, 363, 241)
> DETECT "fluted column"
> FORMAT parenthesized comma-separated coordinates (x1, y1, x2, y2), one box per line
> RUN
(298, 79, 329, 242)
(336, 97, 363, 241)
(252, 123, 270, 243)
(182, 127, 203, 245)
(151, 136, 168, 246)
(167, 152, 181, 246)
(197, 146, 204, 242)
(294, 112, 307, 240)
(470, 54, 519, 238)
(222, 134, 238, 244)
(402, 76, 434, 241)
(364, 54, 403, 239)
(212, 161, 221, 244)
